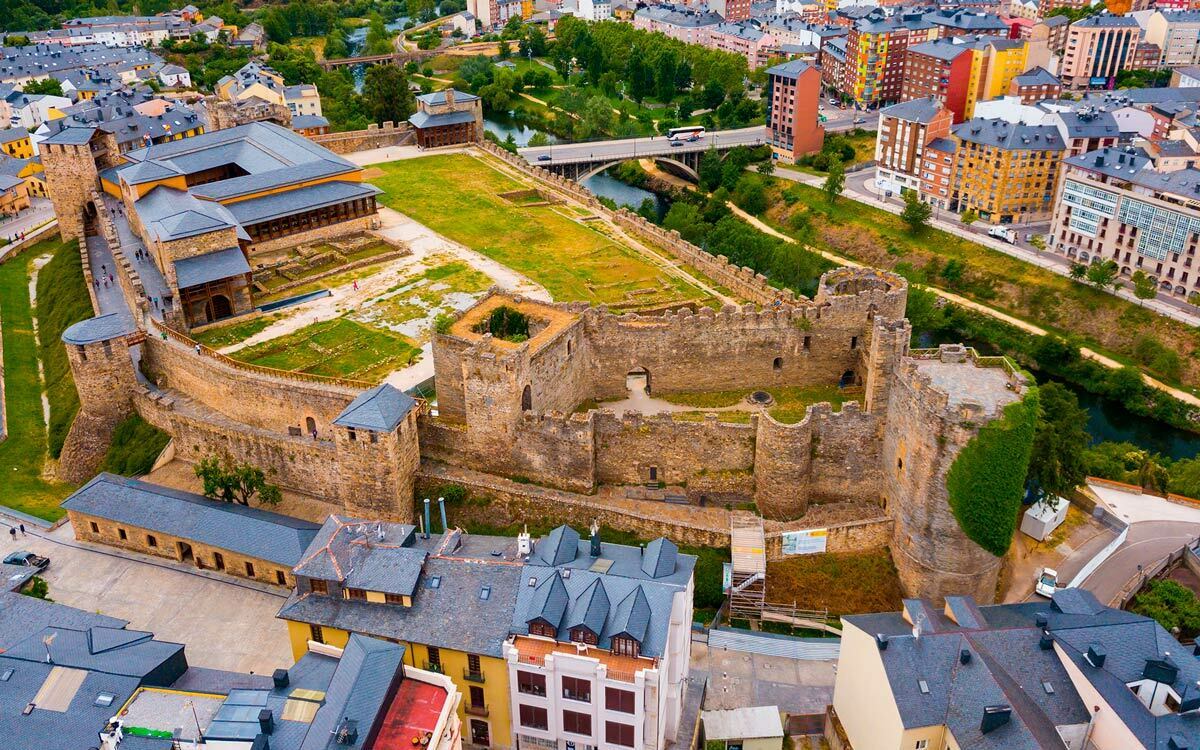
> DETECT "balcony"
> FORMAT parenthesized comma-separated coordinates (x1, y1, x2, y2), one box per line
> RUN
(465, 703, 489, 717)
(424, 661, 444, 674)
(464, 669, 486, 684)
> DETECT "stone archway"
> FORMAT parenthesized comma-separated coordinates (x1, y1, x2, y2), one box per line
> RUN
(208, 294, 233, 321)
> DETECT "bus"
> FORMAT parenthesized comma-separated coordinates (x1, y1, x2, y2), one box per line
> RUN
(667, 126, 705, 141)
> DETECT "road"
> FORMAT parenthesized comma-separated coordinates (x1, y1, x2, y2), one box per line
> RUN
(820, 103, 872, 133)
(0, 197, 54, 243)
(518, 126, 766, 165)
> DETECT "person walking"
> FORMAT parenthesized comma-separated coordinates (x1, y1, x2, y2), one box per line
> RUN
(194, 343, 201, 355)
(8, 528, 15, 542)
(19, 524, 25, 536)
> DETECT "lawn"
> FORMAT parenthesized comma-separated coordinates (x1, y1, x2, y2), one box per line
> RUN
(351, 260, 492, 338)
(230, 318, 421, 382)
(768, 179, 1200, 392)
(191, 315, 280, 348)
(34, 238, 94, 457)
(0, 240, 80, 520)
(765, 548, 904, 616)
(372, 153, 711, 310)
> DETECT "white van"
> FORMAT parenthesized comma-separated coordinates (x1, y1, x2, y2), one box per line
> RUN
(988, 226, 1016, 244)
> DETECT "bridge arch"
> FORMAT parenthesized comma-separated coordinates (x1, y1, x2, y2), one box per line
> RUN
(576, 157, 699, 183)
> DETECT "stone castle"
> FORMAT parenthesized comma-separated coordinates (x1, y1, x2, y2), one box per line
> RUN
(61, 265, 1031, 604)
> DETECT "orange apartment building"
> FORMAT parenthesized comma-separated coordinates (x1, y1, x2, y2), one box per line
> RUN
(765, 60, 825, 162)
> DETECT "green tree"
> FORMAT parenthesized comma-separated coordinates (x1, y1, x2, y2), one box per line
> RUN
(576, 95, 616, 138)
(662, 201, 710, 245)
(324, 26, 349, 59)
(698, 149, 723, 192)
(756, 159, 775, 176)
(823, 159, 844, 204)
(960, 209, 978, 225)
(1129, 449, 1170, 495)
(21, 78, 63, 96)
(701, 80, 725, 109)
(1085, 259, 1119, 290)
(733, 175, 767, 215)
(1132, 270, 1157, 304)
(528, 132, 551, 147)
(626, 50, 653, 105)
(364, 17, 393, 56)
(195, 454, 283, 506)
(519, 26, 548, 57)
(498, 40, 512, 60)
(1027, 382, 1090, 498)
(655, 49, 679, 102)
(1188, 291, 1200, 307)
(900, 191, 932, 234)
(1069, 262, 1087, 281)
(362, 64, 416, 125)
(1132, 580, 1200, 639)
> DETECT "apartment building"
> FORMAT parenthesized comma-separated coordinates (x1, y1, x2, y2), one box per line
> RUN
(1008, 66, 1063, 103)
(928, 8, 1010, 38)
(841, 9, 940, 107)
(215, 61, 323, 120)
(278, 520, 696, 750)
(765, 59, 824, 162)
(709, 0, 752, 22)
(875, 97, 954, 195)
(920, 135, 959, 209)
(706, 23, 776, 68)
(1052, 144, 1200, 299)
(952, 117, 1066, 223)
(1060, 14, 1140, 89)
(1143, 10, 1200, 66)
(902, 36, 1029, 123)
(831, 590, 1200, 750)
(632, 5, 722, 45)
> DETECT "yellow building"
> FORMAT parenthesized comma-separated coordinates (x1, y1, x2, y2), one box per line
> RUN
(278, 517, 516, 749)
(0, 155, 46, 198)
(0, 128, 34, 160)
(977, 38, 1028, 103)
(951, 118, 1066, 224)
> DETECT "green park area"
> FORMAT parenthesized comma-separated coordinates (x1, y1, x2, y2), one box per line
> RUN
(372, 153, 712, 310)
(230, 318, 421, 383)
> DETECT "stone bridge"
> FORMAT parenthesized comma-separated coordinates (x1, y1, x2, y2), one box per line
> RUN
(319, 49, 438, 70)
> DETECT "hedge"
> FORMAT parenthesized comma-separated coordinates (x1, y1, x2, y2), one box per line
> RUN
(946, 388, 1040, 556)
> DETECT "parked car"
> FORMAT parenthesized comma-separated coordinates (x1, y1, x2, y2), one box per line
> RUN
(671, 140, 682, 147)
(853, 117, 867, 124)
(829, 98, 838, 105)
(1035, 567, 1058, 598)
(4, 550, 49, 571)
(988, 225, 1017, 244)
(537, 154, 552, 161)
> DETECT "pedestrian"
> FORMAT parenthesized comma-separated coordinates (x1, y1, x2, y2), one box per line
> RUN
(109, 274, 114, 283)
(353, 280, 358, 291)
(19, 524, 25, 536)
(8, 528, 14, 542)
(194, 343, 201, 355)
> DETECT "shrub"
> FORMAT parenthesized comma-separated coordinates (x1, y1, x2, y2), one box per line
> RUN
(100, 415, 170, 477)
(1131, 580, 1200, 639)
(474, 305, 530, 342)
(23, 576, 51, 601)
(946, 389, 1040, 556)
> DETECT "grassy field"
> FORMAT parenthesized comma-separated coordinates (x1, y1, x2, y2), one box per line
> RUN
(372, 153, 711, 310)
(230, 318, 421, 382)
(662, 384, 863, 424)
(0, 241, 79, 520)
(192, 315, 280, 348)
(351, 260, 491, 336)
(766, 548, 904, 615)
(768, 179, 1200, 391)
(34, 239, 94, 457)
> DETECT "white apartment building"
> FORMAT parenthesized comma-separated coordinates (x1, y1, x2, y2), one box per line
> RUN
(576, 0, 613, 21)
(1052, 144, 1200, 299)
(1144, 10, 1200, 67)
(503, 531, 694, 750)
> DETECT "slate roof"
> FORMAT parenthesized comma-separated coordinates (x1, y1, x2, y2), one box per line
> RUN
(61, 473, 321, 567)
(0, 127, 29, 144)
(39, 125, 99, 146)
(133, 185, 240, 243)
(633, 3, 722, 27)
(416, 89, 480, 106)
(953, 119, 1066, 151)
(928, 9, 1008, 31)
(2, 625, 184, 679)
(333, 383, 417, 432)
(226, 181, 380, 227)
(293, 516, 425, 596)
(299, 635, 405, 750)
(908, 38, 973, 62)
(0, 591, 125, 650)
(61, 312, 135, 345)
(174, 246, 252, 289)
(409, 110, 478, 129)
(1073, 13, 1139, 27)
(0, 43, 164, 84)
(0, 174, 22, 192)
(844, 590, 1200, 750)
(291, 114, 330, 130)
(765, 59, 813, 80)
(1057, 110, 1119, 139)
(1013, 67, 1059, 87)
(881, 97, 946, 124)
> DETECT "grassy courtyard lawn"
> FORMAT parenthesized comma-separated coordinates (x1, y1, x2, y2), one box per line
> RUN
(352, 260, 492, 336)
(230, 318, 421, 382)
(372, 153, 711, 310)
(662, 384, 863, 424)
(0, 242, 79, 520)
(35, 238, 94, 458)
(191, 314, 280, 348)
(769, 179, 1200, 391)
(766, 548, 903, 616)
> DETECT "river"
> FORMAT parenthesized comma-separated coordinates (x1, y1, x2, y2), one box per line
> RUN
(581, 170, 668, 220)
(483, 110, 557, 147)
(347, 19, 409, 92)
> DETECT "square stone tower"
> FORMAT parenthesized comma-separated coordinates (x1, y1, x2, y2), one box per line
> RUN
(332, 383, 422, 522)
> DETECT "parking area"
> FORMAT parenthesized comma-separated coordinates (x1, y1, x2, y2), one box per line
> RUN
(1, 519, 294, 675)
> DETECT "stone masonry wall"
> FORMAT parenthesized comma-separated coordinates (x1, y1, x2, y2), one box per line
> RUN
(58, 336, 139, 483)
(140, 334, 360, 437)
(310, 122, 415, 154)
(67, 509, 298, 587)
(41, 141, 99, 243)
(249, 214, 380, 258)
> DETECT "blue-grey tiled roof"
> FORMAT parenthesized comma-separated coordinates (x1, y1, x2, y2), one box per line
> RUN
(40, 125, 99, 145)
(133, 185, 240, 242)
(61, 473, 321, 567)
(0, 127, 29, 144)
(409, 110, 478, 129)
(61, 312, 135, 345)
(527, 571, 570, 626)
(0, 591, 126, 649)
(881, 97, 945, 124)
(533, 525, 581, 566)
(563, 577, 610, 635)
(294, 516, 424, 597)
(226, 181, 380, 227)
(765, 59, 813, 80)
(416, 89, 479, 105)
(299, 635, 405, 750)
(2, 624, 184, 679)
(1013, 66, 1059, 87)
(291, 114, 329, 130)
(953, 119, 1066, 151)
(173, 246, 251, 289)
(609, 586, 651, 642)
(333, 383, 417, 432)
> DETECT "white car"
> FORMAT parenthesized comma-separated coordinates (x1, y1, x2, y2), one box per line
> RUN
(1035, 568, 1059, 598)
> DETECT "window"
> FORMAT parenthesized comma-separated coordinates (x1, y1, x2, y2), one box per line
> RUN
(611, 635, 639, 657)
(245, 562, 255, 577)
(427, 576, 442, 589)
(480, 585, 491, 601)
(276, 570, 286, 585)
(146, 535, 157, 548)
(427, 646, 441, 670)
(606, 687, 635, 714)
(385, 593, 405, 605)
(570, 627, 597, 645)
(606, 722, 635, 747)
(519, 704, 548, 730)
(803, 335, 812, 351)
(89, 521, 99, 534)
(348, 428, 357, 441)
(518, 671, 547, 697)
(530, 621, 556, 638)
(772, 356, 782, 371)
(562, 676, 591, 703)
(915, 742, 928, 750)
(850, 335, 859, 350)
(118, 528, 127, 541)
(562, 710, 591, 736)
(347, 588, 367, 601)
(310, 579, 327, 595)
(310, 624, 324, 644)
(468, 654, 482, 675)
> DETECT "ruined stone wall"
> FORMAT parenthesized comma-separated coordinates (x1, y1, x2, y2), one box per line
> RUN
(139, 334, 360, 436)
(309, 122, 414, 154)
(881, 352, 1014, 604)
(592, 411, 756, 498)
(58, 336, 138, 483)
(249, 215, 380, 258)
(764, 516, 893, 559)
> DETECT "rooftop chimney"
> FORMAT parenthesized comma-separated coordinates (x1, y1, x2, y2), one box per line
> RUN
(1086, 644, 1106, 668)
(1035, 613, 1048, 628)
(1039, 632, 1054, 650)
(876, 634, 889, 650)
(438, 497, 448, 534)
(251, 734, 270, 750)
(258, 708, 274, 735)
(960, 649, 971, 665)
(423, 498, 431, 540)
(1170, 735, 1191, 750)
(272, 669, 289, 689)
(518, 525, 532, 556)
(445, 89, 455, 106)
(980, 705, 1011, 734)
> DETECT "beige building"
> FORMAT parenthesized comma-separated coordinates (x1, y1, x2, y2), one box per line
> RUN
(1143, 9, 1200, 67)
(215, 61, 323, 119)
(701, 707, 784, 750)
(1051, 144, 1200, 300)
(831, 590, 1200, 750)
(1060, 14, 1140, 88)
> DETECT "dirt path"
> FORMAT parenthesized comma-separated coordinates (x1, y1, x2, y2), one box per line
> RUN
(727, 203, 1200, 407)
